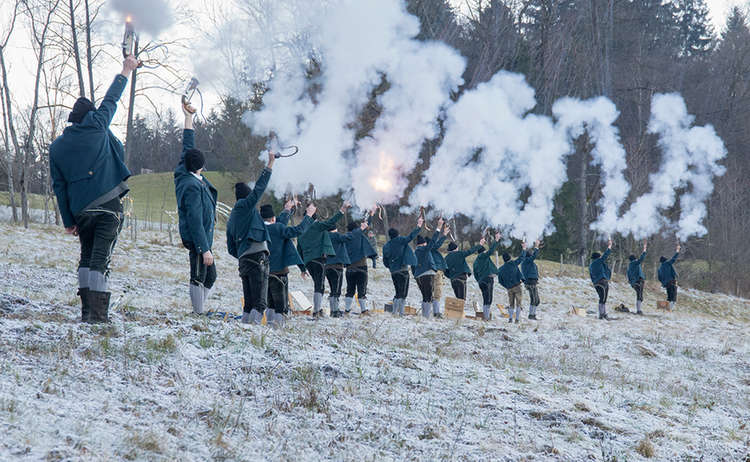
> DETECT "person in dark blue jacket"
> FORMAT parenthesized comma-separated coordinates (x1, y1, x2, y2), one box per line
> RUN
(261, 201, 315, 324)
(658, 244, 681, 310)
(520, 240, 542, 319)
(473, 233, 502, 320)
(49, 55, 139, 323)
(413, 224, 449, 318)
(225, 153, 276, 324)
(589, 239, 613, 320)
(497, 252, 524, 323)
(344, 219, 377, 315)
(327, 228, 353, 318)
(444, 242, 483, 300)
(382, 216, 424, 316)
(428, 219, 449, 318)
(627, 241, 648, 315)
(175, 104, 219, 316)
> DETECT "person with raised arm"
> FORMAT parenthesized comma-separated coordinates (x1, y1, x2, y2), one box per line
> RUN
(326, 225, 353, 318)
(520, 240, 542, 320)
(497, 249, 525, 323)
(413, 220, 450, 318)
(50, 55, 140, 323)
(428, 218, 450, 318)
(382, 215, 424, 317)
(589, 239, 613, 320)
(473, 232, 502, 321)
(343, 217, 378, 315)
(658, 243, 681, 311)
(627, 240, 648, 315)
(444, 242, 483, 300)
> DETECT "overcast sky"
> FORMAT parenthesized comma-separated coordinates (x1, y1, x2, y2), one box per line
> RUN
(1, 0, 747, 139)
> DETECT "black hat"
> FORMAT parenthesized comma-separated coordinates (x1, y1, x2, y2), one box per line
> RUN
(628, 254, 636, 261)
(260, 204, 275, 219)
(447, 242, 458, 251)
(234, 182, 251, 200)
(592, 252, 601, 260)
(388, 228, 399, 240)
(416, 235, 426, 245)
(185, 149, 205, 173)
(502, 252, 511, 262)
(659, 256, 667, 263)
(68, 97, 96, 123)
(347, 221, 359, 232)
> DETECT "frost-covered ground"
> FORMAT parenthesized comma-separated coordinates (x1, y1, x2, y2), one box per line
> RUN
(0, 217, 748, 461)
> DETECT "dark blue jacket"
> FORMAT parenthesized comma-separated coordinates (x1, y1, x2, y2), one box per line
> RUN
(413, 231, 441, 277)
(497, 257, 523, 289)
(444, 245, 482, 279)
(589, 248, 612, 284)
(658, 253, 679, 287)
(298, 212, 344, 264)
(520, 248, 540, 280)
(175, 129, 218, 254)
(345, 228, 377, 265)
(473, 241, 501, 283)
(327, 232, 353, 265)
(50, 75, 131, 228)
(266, 211, 312, 273)
(382, 227, 420, 273)
(226, 168, 273, 259)
(627, 252, 647, 285)
(429, 234, 448, 271)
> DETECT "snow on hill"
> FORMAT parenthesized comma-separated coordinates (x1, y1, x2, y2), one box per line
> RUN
(0, 219, 748, 461)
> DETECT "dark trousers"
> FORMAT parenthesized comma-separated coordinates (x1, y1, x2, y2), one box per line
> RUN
(239, 251, 269, 313)
(306, 258, 326, 294)
(345, 266, 368, 298)
(524, 278, 540, 306)
(450, 274, 468, 300)
(77, 198, 123, 275)
(416, 274, 434, 303)
(391, 270, 410, 299)
(268, 273, 289, 314)
(479, 277, 494, 306)
(594, 278, 609, 304)
(666, 280, 677, 302)
(188, 244, 217, 289)
(325, 265, 344, 297)
(631, 279, 645, 302)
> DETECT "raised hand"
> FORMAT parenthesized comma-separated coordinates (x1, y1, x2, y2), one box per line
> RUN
(417, 216, 424, 228)
(443, 225, 450, 236)
(340, 201, 351, 213)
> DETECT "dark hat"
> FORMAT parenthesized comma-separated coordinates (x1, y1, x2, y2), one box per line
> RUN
(388, 228, 399, 240)
(592, 252, 601, 260)
(447, 242, 458, 251)
(628, 254, 636, 261)
(502, 252, 511, 262)
(347, 221, 359, 232)
(659, 256, 667, 263)
(185, 149, 205, 173)
(260, 204, 275, 219)
(234, 182, 251, 200)
(68, 97, 96, 123)
(416, 235, 426, 245)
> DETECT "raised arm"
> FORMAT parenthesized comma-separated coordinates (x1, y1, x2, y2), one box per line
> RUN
(405, 226, 421, 244)
(669, 252, 679, 264)
(427, 230, 442, 251)
(90, 56, 138, 129)
(638, 251, 647, 264)
(319, 211, 344, 231)
(281, 215, 313, 239)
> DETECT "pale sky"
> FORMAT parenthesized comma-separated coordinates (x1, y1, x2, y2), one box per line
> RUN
(1, 0, 747, 140)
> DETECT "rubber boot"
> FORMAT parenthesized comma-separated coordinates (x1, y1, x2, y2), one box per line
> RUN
(399, 299, 406, 316)
(189, 284, 205, 314)
(393, 299, 402, 317)
(432, 300, 441, 318)
(482, 305, 491, 321)
(203, 286, 212, 312)
(669, 301, 675, 311)
(422, 302, 431, 318)
(528, 304, 537, 320)
(507, 307, 514, 323)
(78, 288, 91, 323)
(598, 303, 608, 320)
(331, 297, 341, 318)
(515, 306, 521, 323)
(313, 292, 323, 318)
(345, 297, 354, 314)
(636, 300, 643, 315)
(358, 297, 368, 315)
(88, 290, 111, 323)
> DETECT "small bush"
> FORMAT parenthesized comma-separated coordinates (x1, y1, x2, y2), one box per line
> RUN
(636, 437, 655, 458)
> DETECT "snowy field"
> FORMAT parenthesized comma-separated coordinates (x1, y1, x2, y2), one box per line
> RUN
(0, 217, 748, 461)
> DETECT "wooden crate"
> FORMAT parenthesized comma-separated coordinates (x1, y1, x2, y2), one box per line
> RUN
(656, 300, 670, 311)
(290, 290, 312, 314)
(404, 305, 417, 316)
(445, 297, 465, 320)
(569, 307, 586, 317)
(384, 303, 393, 313)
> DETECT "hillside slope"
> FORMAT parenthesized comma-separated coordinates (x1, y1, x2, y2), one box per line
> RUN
(0, 220, 748, 461)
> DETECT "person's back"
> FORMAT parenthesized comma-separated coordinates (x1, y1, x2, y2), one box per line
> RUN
(589, 241, 613, 320)
(658, 252, 679, 287)
(383, 227, 420, 273)
(627, 251, 647, 285)
(497, 257, 523, 290)
(298, 211, 344, 264)
(473, 241, 500, 283)
(520, 248, 539, 280)
(589, 249, 612, 284)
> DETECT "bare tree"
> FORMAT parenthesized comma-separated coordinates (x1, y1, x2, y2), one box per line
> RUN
(0, 0, 21, 223)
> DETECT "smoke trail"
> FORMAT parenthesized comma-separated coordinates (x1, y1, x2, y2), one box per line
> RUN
(410, 72, 571, 242)
(616, 93, 726, 240)
(110, 0, 173, 36)
(553, 97, 630, 236)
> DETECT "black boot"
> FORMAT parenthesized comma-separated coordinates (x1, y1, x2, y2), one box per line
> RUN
(88, 290, 111, 323)
(78, 288, 91, 323)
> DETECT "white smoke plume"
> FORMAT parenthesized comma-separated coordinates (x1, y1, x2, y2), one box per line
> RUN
(616, 93, 726, 240)
(110, 0, 174, 37)
(553, 96, 630, 236)
(409, 72, 570, 242)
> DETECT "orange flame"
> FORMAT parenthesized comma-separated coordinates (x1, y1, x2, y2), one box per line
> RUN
(126, 15, 132, 23)
(370, 152, 395, 193)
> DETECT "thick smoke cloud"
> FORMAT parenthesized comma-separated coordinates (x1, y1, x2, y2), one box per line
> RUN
(110, 0, 173, 37)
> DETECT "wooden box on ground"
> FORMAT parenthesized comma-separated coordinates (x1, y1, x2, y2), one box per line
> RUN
(656, 300, 670, 311)
(372, 300, 384, 313)
(445, 297, 465, 320)
(497, 304, 509, 318)
(290, 291, 312, 315)
(404, 305, 417, 316)
(569, 307, 586, 317)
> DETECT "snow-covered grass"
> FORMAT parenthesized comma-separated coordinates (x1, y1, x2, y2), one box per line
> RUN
(1, 219, 749, 461)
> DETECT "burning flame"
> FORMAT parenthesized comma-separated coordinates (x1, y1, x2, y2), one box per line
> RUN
(126, 15, 132, 23)
(369, 152, 396, 193)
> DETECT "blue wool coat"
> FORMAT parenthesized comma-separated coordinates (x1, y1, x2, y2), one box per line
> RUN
(520, 248, 540, 280)
(174, 129, 218, 254)
(382, 227, 420, 273)
(444, 245, 482, 279)
(266, 211, 312, 273)
(50, 75, 131, 228)
(297, 212, 344, 264)
(658, 253, 679, 287)
(226, 168, 273, 259)
(413, 231, 442, 277)
(627, 252, 647, 284)
(497, 257, 524, 289)
(327, 232, 353, 265)
(429, 234, 448, 271)
(345, 228, 377, 265)
(473, 241, 501, 283)
(589, 248, 612, 283)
